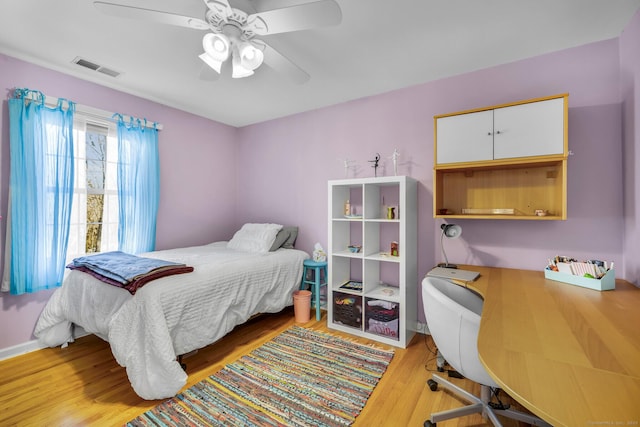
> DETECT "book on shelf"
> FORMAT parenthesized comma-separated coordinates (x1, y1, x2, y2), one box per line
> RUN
(340, 280, 363, 291)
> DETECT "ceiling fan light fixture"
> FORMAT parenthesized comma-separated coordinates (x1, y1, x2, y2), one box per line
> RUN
(200, 33, 263, 78)
(202, 33, 230, 62)
(199, 52, 223, 73)
(231, 53, 254, 78)
(237, 42, 264, 71)
(95, 0, 344, 83)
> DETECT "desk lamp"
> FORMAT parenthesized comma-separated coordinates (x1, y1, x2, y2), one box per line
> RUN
(438, 223, 462, 268)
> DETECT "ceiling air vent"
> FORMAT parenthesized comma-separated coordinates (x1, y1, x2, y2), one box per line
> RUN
(72, 56, 122, 78)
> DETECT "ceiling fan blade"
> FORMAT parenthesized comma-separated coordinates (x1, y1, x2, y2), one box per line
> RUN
(93, 1, 209, 30)
(247, 0, 341, 36)
(204, 0, 233, 16)
(261, 42, 309, 84)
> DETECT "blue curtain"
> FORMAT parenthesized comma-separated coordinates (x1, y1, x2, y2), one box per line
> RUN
(6, 89, 75, 295)
(115, 115, 160, 254)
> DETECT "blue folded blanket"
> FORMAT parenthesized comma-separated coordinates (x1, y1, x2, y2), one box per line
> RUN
(69, 251, 186, 285)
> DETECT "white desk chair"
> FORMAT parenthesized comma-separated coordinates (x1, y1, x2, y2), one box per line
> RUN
(421, 276, 551, 427)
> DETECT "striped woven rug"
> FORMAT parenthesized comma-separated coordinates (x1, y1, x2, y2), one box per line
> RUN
(126, 326, 394, 427)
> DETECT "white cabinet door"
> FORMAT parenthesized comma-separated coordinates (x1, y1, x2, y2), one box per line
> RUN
(493, 97, 565, 159)
(436, 110, 493, 164)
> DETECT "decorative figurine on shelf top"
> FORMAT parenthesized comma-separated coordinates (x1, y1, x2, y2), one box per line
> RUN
(387, 206, 395, 219)
(390, 149, 400, 176)
(338, 158, 355, 178)
(390, 241, 399, 257)
(313, 243, 326, 262)
(369, 153, 381, 177)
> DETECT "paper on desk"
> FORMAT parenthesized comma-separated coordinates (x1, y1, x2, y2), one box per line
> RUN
(570, 262, 597, 277)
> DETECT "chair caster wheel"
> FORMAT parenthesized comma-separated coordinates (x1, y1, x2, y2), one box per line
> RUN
(427, 379, 438, 391)
(424, 421, 436, 427)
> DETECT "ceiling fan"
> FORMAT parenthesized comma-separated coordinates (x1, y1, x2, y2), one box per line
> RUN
(93, 0, 342, 83)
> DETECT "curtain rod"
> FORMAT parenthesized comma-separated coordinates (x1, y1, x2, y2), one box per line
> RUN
(37, 92, 164, 131)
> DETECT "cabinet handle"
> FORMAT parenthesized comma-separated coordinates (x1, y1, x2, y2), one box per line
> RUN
(495, 130, 502, 135)
(487, 132, 492, 136)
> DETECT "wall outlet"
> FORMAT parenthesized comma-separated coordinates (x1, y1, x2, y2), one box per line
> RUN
(414, 321, 429, 334)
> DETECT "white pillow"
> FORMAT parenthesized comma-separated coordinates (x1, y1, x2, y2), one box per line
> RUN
(227, 223, 283, 253)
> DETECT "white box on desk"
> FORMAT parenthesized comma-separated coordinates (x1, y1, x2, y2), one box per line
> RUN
(544, 268, 615, 291)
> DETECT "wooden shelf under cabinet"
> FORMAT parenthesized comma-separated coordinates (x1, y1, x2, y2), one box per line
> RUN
(434, 158, 567, 220)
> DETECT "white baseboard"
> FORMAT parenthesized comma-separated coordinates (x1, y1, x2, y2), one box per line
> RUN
(0, 339, 46, 361)
(0, 326, 90, 362)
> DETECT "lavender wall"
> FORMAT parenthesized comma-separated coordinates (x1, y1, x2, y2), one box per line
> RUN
(237, 38, 627, 322)
(620, 10, 640, 285)
(0, 54, 239, 350)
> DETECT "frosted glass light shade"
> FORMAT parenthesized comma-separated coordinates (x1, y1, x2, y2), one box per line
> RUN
(199, 52, 223, 73)
(202, 33, 230, 62)
(232, 53, 254, 78)
(199, 32, 264, 78)
(237, 42, 264, 71)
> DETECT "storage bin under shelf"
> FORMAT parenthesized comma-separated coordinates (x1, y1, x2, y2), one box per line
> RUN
(365, 298, 400, 340)
(332, 292, 363, 329)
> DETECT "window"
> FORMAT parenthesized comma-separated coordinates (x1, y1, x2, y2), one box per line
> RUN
(4, 88, 160, 294)
(66, 119, 119, 263)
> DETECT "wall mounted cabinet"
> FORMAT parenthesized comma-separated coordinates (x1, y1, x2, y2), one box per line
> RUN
(327, 176, 417, 348)
(434, 94, 568, 220)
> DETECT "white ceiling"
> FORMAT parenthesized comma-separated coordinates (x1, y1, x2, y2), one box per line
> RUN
(1, 0, 639, 127)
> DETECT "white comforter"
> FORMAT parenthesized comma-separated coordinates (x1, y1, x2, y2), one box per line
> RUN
(34, 242, 308, 399)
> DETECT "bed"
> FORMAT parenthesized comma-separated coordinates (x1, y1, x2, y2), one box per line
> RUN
(34, 224, 309, 399)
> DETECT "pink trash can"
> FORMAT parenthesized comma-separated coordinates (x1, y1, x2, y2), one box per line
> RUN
(292, 290, 312, 323)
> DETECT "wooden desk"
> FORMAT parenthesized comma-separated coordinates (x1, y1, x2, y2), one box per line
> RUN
(461, 266, 640, 427)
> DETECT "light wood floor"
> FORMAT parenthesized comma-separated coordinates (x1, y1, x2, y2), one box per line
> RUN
(0, 308, 531, 426)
